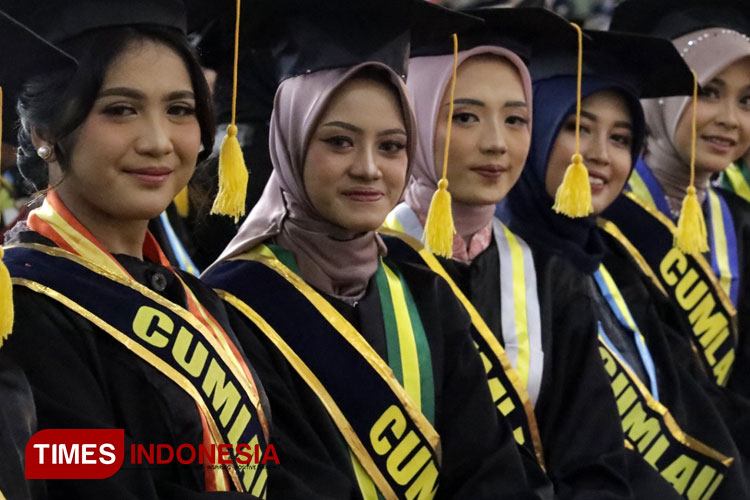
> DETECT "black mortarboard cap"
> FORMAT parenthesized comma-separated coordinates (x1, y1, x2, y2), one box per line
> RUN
(411, 6, 577, 61)
(610, 0, 750, 40)
(242, 0, 482, 83)
(0, 0, 186, 44)
(530, 29, 694, 99)
(0, 10, 77, 145)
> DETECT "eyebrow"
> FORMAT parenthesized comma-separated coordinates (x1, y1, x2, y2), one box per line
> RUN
(322, 121, 406, 136)
(448, 98, 527, 108)
(97, 87, 195, 101)
(579, 109, 633, 130)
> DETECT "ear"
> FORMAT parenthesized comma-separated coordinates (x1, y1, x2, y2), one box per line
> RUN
(30, 127, 57, 164)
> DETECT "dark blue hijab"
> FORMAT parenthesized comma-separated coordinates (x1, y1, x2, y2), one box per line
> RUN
(500, 75, 645, 273)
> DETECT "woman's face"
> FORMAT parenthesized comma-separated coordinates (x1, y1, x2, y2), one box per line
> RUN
(304, 77, 408, 233)
(546, 91, 634, 215)
(53, 40, 201, 222)
(433, 55, 530, 205)
(674, 57, 750, 174)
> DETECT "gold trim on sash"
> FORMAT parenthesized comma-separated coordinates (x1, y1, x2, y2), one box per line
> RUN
(378, 228, 546, 468)
(7, 243, 267, 427)
(599, 338, 733, 467)
(232, 246, 441, 456)
(597, 218, 667, 296)
(623, 192, 737, 316)
(218, 290, 400, 500)
(12, 277, 246, 492)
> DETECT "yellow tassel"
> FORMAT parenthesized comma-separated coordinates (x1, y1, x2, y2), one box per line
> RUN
(210, 0, 248, 223)
(423, 33, 459, 258)
(552, 23, 592, 218)
(424, 179, 455, 257)
(675, 70, 709, 256)
(210, 125, 248, 222)
(553, 153, 593, 216)
(174, 185, 189, 218)
(675, 186, 708, 255)
(0, 247, 14, 346)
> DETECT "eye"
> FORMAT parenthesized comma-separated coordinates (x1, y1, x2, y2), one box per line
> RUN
(739, 95, 750, 109)
(452, 112, 479, 125)
(611, 133, 632, 148)
(323, 136, 354, 150)
(379, 139, 407, 155)
(167, 103, 196, 117)
(562, 117, 577, 133)
(506, 115, 529, 127)
(698, 85, 720, 100)
(102, 103, 136, 117)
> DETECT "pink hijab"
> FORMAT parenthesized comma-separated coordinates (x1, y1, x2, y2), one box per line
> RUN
(209, 62, 417, 302)
(642, 28, 750, 207)
(403, 46, 533, 239)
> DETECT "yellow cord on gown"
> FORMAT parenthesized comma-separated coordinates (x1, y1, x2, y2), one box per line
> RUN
(0, 88, 14, 343)
(210, 0, 249, 222)
(675, 70, 709, 255)
(423, 33, 459, 258)
(552, 23, 593, 218)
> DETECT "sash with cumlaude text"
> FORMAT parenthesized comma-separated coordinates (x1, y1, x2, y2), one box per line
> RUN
(383, 203, 545, 467)
(206, 243, 441, 500)
(605, 189, 738, 387)
(13, 192, 269, 494)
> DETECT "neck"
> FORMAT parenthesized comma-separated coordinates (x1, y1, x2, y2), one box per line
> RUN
(56, 190, 149, 259)
(452, 200, 495, 243)
(647, 156, 711, 212)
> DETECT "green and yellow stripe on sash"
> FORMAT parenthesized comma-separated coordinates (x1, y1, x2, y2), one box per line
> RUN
(382, 204, 545, 468)
(208, 244, 441, 500)
(718, 161, 750, 203)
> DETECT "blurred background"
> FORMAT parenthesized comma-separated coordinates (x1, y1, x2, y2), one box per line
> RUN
(433, 0, 620, 30)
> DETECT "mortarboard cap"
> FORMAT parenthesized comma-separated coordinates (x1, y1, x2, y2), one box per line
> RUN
(241, 0, 482, 83)
(610, 0, 750, 40)
(0, 0, 186, 44)
(411, 6, 577, 61)
(0, 10, 77, 145)
(530, 29, 694, 98)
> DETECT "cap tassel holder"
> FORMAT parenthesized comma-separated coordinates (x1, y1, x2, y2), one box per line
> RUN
(210, 0, 248, 223)
(552, 23, 593, 218)
(174, 185, 189, 218)
(675, 70, 709, 256)
(0, 88, 14, 344)
(423, 33, 459, 258)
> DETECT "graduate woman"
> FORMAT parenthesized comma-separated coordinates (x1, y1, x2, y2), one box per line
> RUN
(502, 29, 750, 499)
(0, 1, 278, 497)
(204, 1, 542, 498)
(607, 0, 750, 398)
(382, 8, 634, 499)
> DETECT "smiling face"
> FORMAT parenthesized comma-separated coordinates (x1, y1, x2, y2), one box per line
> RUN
(303, 75, 409, 233)
(433, 54, 531, 205)
(546, 90, 634, 215)
(673, 57, 750, 174)
(52, 39, 201, 223)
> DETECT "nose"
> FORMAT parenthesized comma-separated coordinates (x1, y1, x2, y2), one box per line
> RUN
(134, 113, 175, 157)
(582, 132, 610, 166)
(349, 143, 382, 181)
(478, 117, 508, 156)
(716, 97, 740, 130)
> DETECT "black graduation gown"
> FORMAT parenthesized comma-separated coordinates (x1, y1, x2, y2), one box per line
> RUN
(0, 350, 46, 500)
(3, 229, 275, 500)
(712, 188, 750, 399)
(437, 239, 634, 500)
(221, 249, 543, 500)
(600, 230, 750, 498)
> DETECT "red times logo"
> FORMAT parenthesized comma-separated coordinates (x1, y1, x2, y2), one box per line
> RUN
(25, 429, 279, 479)
(25, 429, 125, 479)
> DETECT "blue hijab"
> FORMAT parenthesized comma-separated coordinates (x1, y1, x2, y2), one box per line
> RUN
(501, 75, 645, 273)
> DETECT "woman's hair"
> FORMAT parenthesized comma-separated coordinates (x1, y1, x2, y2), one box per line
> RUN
(16, 24, 215, 190)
